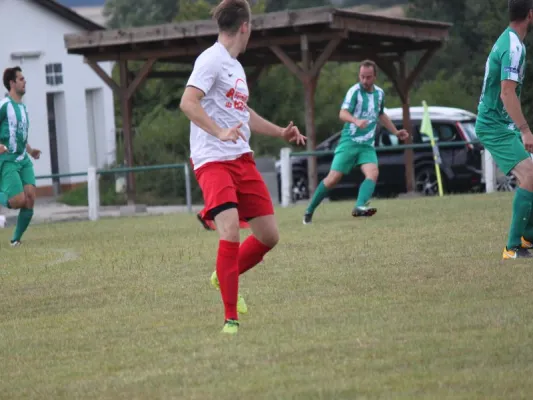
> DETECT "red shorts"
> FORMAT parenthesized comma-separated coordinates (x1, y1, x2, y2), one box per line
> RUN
(193, 153, 274, 222)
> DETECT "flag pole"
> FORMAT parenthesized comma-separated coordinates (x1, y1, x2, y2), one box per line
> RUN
(420, 101, 444, 197)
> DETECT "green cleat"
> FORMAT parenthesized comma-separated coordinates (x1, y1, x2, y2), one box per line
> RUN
(222, 319, 239, 334)
(210, 271, 248, 314)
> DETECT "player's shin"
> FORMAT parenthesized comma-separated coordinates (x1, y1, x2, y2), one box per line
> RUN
(355, 179, 376, 208)
(12, 208, 33, 243)
(217, 240, 240, 321)
(238, 235, 272, 275)
(507, 188, 533, 249)
(306, 180, 329, 214)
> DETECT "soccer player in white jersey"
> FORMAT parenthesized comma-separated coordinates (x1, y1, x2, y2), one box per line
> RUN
(303, 60, 409, 224)
(180, 0, 306, 334)
(0, 67, 41, 246)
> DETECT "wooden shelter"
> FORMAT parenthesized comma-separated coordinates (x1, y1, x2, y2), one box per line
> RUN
(64, 6, 451, 201)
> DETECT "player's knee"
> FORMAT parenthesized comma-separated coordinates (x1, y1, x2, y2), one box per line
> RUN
(261, 229, 279, 248)
(367, 170, 379, 181)
(324, 171, 342, 188)
(9, 193, 26, 209)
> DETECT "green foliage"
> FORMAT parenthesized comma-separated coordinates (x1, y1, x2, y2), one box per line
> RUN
(103, 0, 178, 28)
(59, 174, 127, 206)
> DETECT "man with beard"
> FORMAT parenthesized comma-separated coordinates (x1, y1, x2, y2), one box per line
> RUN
(476, 0, 533, 259)
(303, 60, 409, 224)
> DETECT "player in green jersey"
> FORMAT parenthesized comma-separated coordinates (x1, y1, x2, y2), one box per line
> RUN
(475, 0, 533, 260)
(303, 60, 409, 224)
(0, 67, 42, 247)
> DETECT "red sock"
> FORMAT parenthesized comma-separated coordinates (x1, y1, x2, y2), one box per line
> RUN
(238, 235, 272, 275)
(217, 240, 240, 321)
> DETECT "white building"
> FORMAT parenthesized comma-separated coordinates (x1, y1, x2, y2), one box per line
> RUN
(0, 0, 115, 196)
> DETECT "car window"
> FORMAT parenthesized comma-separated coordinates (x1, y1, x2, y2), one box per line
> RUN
(420, 123, 457, 142)
(376, 126, 400, 147)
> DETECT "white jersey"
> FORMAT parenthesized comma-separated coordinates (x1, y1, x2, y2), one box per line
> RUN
(186, 42, 251, 170)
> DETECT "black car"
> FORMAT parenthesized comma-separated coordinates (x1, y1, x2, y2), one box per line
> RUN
(277, 106, 486, 201)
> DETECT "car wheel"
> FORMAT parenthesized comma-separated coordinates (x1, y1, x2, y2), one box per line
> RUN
(292, 174, 309, 201)
(415, 167, 440, 196)
(496, 173, 517, 192)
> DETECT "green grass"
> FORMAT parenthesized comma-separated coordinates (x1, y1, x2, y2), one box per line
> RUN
(1, 192, 533, 399)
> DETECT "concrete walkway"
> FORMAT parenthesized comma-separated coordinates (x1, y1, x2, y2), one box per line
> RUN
(0, 197, 204, 227)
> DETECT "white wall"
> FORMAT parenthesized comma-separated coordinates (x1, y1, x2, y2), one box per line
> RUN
(0, 0, 116, 188)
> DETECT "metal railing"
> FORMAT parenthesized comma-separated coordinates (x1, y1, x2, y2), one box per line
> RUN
(35, 163, 193, 220)
(279, 139, 495, 207)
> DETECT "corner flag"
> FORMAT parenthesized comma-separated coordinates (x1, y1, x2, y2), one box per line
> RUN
(420, 101, 444, 197)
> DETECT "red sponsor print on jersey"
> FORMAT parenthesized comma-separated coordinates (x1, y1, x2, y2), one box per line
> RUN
(225, 78, 248, 111)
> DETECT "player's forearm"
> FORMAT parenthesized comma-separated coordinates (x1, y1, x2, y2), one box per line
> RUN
(501, 91, 529, 132)
(339, 109, 358, 125)
(379, 114, 399, 135)
(248, 108, 282, 137)
(180, 98, 222, 138)
(26, 143, 32, 152)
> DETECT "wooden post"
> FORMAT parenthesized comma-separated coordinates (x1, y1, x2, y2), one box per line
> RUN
(376, 51, 436, 195)
(119, 60, 136, 204)
(303, 76, 318, 193)
(269, 35, 342, 194)
(399, 57, 415, 193)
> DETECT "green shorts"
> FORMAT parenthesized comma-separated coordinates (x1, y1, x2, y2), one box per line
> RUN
(477, 130, 530, 175)
(331, 145, 378, 175)
(0, 156, 35, 199)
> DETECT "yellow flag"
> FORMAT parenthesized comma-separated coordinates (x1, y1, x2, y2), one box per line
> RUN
(419, 101, 444, 197)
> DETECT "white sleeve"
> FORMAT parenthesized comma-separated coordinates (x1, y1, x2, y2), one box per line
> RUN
(186, 50, 219, 95)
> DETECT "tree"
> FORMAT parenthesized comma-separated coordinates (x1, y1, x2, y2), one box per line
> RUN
(103, 0, 179, 28)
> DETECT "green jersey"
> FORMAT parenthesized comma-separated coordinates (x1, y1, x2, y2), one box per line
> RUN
(337, 83, 385, 150)
(476, 27, 526, 133)
(0, 96, 29, 162)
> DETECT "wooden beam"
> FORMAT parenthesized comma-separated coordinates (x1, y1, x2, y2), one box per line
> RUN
(84, 58, 121, 95)
(126, 58, 156, 99)
(405, 45, 439, 91)
(309, 37, 341, 77)
(375, 57, 406, 103)
(269, 45, 305, 79)
(78, 32, 347, 63)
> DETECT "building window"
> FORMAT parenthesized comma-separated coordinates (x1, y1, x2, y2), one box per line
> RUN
(46, 63, 63, 86)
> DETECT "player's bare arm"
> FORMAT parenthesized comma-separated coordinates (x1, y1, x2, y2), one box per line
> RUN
(339, 109, 368, 129)
(180, 86, 246, 143)
(501, 79, 533, 152)
(248, 107, 306, 145)
(379, 113, 409, 140)
(26, 143, 41, 159)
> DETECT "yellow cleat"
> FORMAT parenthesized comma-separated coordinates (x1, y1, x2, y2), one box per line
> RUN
(222, 319, 239, 334)
(521, 236, 533, 249)
(210, 271, 248, 314)
(502, 246, 533, 260)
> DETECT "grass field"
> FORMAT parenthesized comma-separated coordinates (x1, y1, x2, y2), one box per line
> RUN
(1, 192, 533, 399)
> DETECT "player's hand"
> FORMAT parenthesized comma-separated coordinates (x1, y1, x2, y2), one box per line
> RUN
(522, 131, 533, 153)
(355, 119, 369, 129)
(0, 144, 7, 154)
(396, 129, 409, 140)
(217, 123, 247, 144)
(29, 148, 41, 159)
(281, 121, 306, 146)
